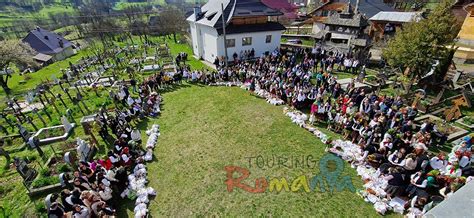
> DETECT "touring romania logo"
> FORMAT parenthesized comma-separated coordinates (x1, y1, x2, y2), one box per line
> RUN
(224, 153, 355, 193)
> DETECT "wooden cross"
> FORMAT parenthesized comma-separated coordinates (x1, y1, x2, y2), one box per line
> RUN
(444, 92, 471, 122)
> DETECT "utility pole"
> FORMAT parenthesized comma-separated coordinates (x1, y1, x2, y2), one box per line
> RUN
(221, 3, 228, 68)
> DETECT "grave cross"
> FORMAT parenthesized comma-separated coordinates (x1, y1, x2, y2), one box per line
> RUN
(74, 82, 84, 97)
(411, 89, 426, 108)
(7, 99, 26, 121)
(76, 92, 91, 114)
(73, 96, 86, 116)
(56, 93, 67, 108)
(85, 74, 92, 85)
(32, 108, 47, 127)
(0, 113, 15, 130)
(7, 103, 22, 124)
(59, 81, 74, 103)
(36, 91, 52, 121)
(0, 145, 11, 166)
(25, 115, 38, 131)
(49, 95, 61, 115)
(42, 90, 52, 104)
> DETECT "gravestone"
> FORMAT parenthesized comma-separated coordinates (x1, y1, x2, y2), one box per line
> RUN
(14, 157, 37, 183)
(59, 173, 70, 188)
(64, 151, 75, 166)
(61, 116, 73, 132)
(25, 92, 34, 104)
(452, 71, 462, 84)
(76, 138, 92, 162)
(18, 125, 30, 143)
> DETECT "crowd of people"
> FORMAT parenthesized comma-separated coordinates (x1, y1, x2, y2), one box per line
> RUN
(43, 41, 472, 217)
(173, 45, 473, 216)
(46, 75, 164, 218)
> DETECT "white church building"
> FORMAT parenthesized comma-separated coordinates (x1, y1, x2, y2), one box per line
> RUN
(187, 0, 286, 63)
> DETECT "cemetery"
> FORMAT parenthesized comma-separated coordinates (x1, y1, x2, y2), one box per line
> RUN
(0, 0, 473, 217)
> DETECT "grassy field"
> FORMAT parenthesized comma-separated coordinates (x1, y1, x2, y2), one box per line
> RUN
(0, 48, 90, 98)
(134, 85, 382, 217)
(281, 37, 315, 47)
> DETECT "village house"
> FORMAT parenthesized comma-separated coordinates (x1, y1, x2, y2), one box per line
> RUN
(368, 11, 422, 42)
(308, 0, 394, 36)
(321, 3, 369, 53)
(187, 0, 286, 63)
(454, 3, 474, 63)
(22, 27, 75, 63)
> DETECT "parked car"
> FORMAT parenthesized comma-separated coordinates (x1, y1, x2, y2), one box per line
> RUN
(287, 39, 302, 44)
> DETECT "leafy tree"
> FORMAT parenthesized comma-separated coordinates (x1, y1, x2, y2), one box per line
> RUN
(0, 40, 37, 94)
(382, 0, 460, 85)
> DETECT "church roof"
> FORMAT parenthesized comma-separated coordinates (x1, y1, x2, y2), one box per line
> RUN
(187, 0, 283, 29)
(217, 22, 286, 35)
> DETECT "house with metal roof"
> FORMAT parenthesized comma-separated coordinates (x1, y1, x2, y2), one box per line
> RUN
(368, 11, 422, 41)
(22, 27, 75, 62)
(187, 0, 286, 63)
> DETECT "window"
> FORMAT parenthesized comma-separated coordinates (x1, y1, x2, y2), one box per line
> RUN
(242, 37, 252, 46)
(226, 39, 235, 48)
(265, 35, 272, 43)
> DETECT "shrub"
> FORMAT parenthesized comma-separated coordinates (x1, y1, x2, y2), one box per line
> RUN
(4, 138, 12, 146)
(31, 177, 60, 188)
(35, 202, 46, 214)
(50, 119, 60, 126)
(23, 74, 32, 80)
(0, 186, 9, 195)
(39, 168, 51, 177)
(26, 155, 37, 162)
(57, 163, 72, 173)
(463, 117, 474, 125)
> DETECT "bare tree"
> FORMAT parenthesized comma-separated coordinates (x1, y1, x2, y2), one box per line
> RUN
(0, 40, 37, 94)
(153, 6, 187, 42)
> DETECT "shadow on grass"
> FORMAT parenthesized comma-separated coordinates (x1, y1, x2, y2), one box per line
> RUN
(114, 187, 158, 217)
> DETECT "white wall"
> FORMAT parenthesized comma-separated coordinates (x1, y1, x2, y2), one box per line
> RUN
(189, 22, 219, 62)
(188, 22, 283, 63)
(200, 25, 219, 62)
(53, 47, 75, 61)
(189, 22, 199, 57)
(216, 30, 282, 62)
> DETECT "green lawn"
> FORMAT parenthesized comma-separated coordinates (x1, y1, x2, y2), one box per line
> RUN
(131, 85, 381, 216)
(281, 37, 315, 47)
(165, 37, 212, 70)
(0, 49, 90, 98)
